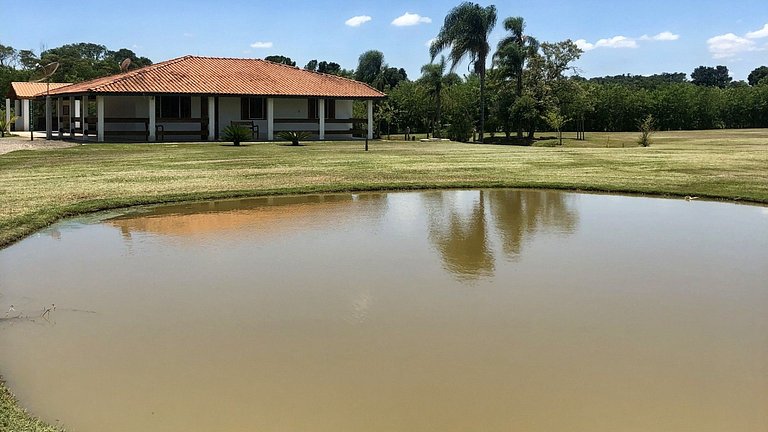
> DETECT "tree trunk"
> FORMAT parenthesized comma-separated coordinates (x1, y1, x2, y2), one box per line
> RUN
(435, 91, 442, 138)
(479, 69, 485, 144)
(516, 72, 524, 139)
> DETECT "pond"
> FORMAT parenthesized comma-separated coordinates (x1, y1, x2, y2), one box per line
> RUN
(1, 190, 767, 432)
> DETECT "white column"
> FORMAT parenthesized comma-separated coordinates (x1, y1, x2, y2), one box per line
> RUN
(318, 98, 325, 140)
(4, 99, 9, 128)
(57, 98, 63, 139)
(81, 96, 88, 140)
(22, 99, 30, 131)
(45, 97, 52, 139)
(148, 96, 156, 142)
(367, 100, 373, 140)
(267, 98, 274, 141)
(14, 100, 21, 130)
(207, 96, 216, 141)
(97, 96, 105, 142)
(69, 96, 76, 138)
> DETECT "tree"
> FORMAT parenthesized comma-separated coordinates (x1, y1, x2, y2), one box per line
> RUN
(493, 16, 539, 138)
(264, 55, 296, 66)
(0, 44, 18, 67)
(304, 59, 318, 71)
(691, 65, 731, 88)
(748, 66, 768, 86)
(420, 56, 448, 137)
(638, 114, 655, 147)
(544, 109, 568, 145)
(355, 50, 385, 85)
(430, 2, 497, 143)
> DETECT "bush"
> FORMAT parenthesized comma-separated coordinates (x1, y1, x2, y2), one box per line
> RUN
(637, 114, 655, 147)
(222, 125, 251, 146)
(277, 131, 312, 146)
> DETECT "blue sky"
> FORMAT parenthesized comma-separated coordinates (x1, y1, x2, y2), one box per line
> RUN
(4, 0, 768, 80)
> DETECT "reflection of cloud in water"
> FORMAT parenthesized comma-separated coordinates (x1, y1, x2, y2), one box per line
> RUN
(425, 190, 579, 280)
(347, 290, 373, 324)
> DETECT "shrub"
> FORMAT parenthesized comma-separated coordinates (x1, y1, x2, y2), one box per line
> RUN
(637, 114, 655, 147)
(0, 110, 18, 138)
(222, 125, 251, 146)
(277, 131, 312, 146)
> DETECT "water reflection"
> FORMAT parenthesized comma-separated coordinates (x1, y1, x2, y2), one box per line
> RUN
(425, 190, 579, 278)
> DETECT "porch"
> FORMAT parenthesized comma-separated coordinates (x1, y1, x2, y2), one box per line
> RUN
(41, 94, 375, 142)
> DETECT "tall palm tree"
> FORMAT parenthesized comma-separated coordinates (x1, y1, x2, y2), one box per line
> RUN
(430, 2, 497, 143)
(420, 56, 447, 137)
(494, 16, 539, 138)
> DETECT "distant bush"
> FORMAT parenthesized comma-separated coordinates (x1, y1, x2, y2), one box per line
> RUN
(222, 125, 251, 146)
(277, 131, 312, 146)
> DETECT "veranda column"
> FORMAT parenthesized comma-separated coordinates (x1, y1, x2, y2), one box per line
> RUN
(96, 96, 105, 142)
(207, 96, 215, 141)
(148, 96, 156, 142)
(14, 100, 20, 130)
(4, 99, 9, 127)
(45, 97, 52, 139)
(69, 96, 76, 138)
(267, 98, 274, 141)
(367, 100, 373, 140)
(81, 96, 88, 140)
(22, 99, 30, 131)
(57, 97, 63, 139)
(318, 98, 325, 140)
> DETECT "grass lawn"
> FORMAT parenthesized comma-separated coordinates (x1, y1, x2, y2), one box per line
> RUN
(0, 128, 767, 430)
(1, 129, 767, 251)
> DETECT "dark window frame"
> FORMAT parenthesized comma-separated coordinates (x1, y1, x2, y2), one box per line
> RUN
(240, 97, 266, 120)
(160, 95, 192, 119)
(308, 98, 336, 120)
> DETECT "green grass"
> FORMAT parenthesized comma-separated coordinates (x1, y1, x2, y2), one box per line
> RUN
(1, 128, 768, 431)
(1, 129, 767, 251)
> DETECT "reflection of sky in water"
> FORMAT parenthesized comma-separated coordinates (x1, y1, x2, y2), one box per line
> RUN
(1, 190, 767, 432)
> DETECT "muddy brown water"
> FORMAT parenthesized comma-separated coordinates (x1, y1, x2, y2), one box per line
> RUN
(1, 190, 767, 432)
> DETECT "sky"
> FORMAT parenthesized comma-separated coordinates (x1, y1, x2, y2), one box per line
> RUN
(3, 0, 768, 81)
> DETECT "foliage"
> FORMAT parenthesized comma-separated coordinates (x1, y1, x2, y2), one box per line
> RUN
(748, 66, 768, 86)
(430, 2, 497, 142)
(691, 65, 732, 88)
(0, 109, 19, 137)
(222, 125, 251, 146)
(443, 76, 480, 142)
(637, 114, 656, 147)
(277, 130, 312, 146)
(354, 50, 407, 91)
(264, 55, 296, 66)
(543, 109, 568, 145)
(387, 80, 432, 133)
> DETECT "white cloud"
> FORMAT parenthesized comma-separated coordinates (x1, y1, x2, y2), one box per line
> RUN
(575, 39, 595, 51)
(642, 31, 680, 41)
(707, 33, 757, 59)
(250, 41, 273, 49)
(392, 12, 432, 27)
(345, 15, 372, 27)
(746, 23, 768, 39)
(595, 36, 638, 49)
(425, 38, 436, 48)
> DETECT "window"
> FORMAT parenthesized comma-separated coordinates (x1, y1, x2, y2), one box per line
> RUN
(160, 95, 191, 119)
(308, 99, 336, 119)
(240, 97, 266, 119)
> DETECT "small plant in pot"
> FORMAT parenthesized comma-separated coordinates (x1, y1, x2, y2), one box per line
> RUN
(277, 131, 312, 146)
(222, 125, 252, 146)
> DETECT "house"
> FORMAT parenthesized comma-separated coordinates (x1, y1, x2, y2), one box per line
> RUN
(5, 82, 73, 132)
(33, 55, 386, 142)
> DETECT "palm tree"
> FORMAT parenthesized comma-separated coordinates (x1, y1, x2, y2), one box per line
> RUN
(494, 16, 539, 138)
(420, 56, 447, 137)
(430, 2, 497, 144)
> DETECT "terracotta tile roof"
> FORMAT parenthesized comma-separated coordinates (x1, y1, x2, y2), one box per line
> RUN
(8, 82, 72, 99)
(46, 56, 386, 99)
